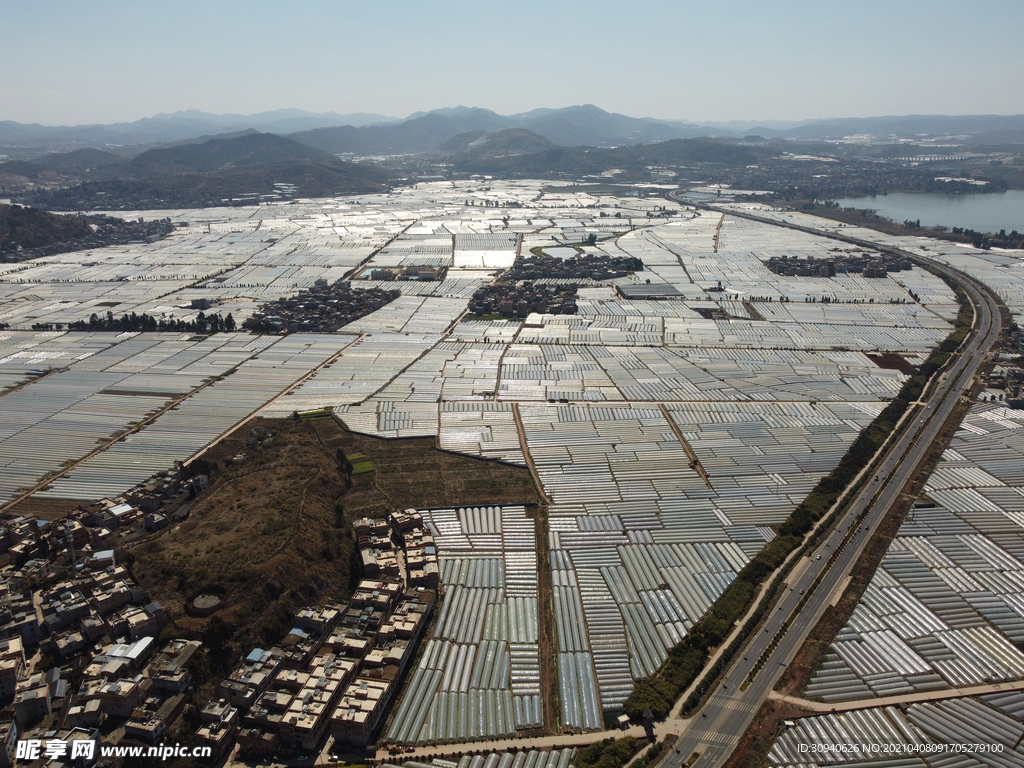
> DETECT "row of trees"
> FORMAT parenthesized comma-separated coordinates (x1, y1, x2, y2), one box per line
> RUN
(52, 310, 237, 334)
(951, 226, 1024, 251)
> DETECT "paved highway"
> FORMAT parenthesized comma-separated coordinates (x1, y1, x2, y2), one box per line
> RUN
(658, 205, 1003, 768)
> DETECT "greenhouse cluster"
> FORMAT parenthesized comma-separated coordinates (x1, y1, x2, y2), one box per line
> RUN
(805, 404, 1024, 702)
(386, 506, 543, 743)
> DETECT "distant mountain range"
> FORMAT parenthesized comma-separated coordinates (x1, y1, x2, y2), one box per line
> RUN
(757, 114, 1024, 144)
(5, 132, 388, 210)
(4, 106, 1024, 159)
(125, 131, 337, 175)
(2, 124, 770, 211)
(0, 109, 400, 155)
(275, 105, 730, 155)
(5, 106, 1024, 211)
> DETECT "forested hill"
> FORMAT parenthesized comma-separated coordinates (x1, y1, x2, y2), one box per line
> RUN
(0, 203, 92, 252)
(0, 204, 175, 262)
(452, 138, 762, 177)
(12, 133, 390, 211)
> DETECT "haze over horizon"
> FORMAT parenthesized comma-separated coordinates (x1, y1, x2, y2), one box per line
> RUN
(3, 0, 1021, 127)
(8, 105, 1024, 133)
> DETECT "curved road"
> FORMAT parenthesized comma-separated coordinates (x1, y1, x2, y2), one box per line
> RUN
(657, 205, 1002, 768)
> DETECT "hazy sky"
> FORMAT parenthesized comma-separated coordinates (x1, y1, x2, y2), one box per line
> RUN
(3, 0, 1022, 125)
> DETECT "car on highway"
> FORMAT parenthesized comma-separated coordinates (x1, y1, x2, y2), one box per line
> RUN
(799, 588, 804, 594)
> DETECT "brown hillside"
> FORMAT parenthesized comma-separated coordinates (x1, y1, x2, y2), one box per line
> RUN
(128, 416, 540, 653)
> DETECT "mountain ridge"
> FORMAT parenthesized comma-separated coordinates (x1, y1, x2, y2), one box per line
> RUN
(287, 104, 727, 155)
(5, 108, 1024, 157)
(126, 131, 338, 175)
(11, 132, 389, 210)
(439, 128, 556, 158)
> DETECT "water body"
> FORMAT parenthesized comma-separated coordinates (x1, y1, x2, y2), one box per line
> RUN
(832, 190, 1024, 235)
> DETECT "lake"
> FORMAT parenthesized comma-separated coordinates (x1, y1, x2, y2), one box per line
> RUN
(832, 190, 1024, 235)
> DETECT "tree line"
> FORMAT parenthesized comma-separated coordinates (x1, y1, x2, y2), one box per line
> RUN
(29, 310, 237, 334)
